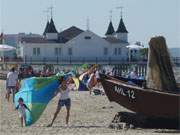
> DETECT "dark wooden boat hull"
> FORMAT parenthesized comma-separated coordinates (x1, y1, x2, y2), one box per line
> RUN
(100, 74, 180, 119)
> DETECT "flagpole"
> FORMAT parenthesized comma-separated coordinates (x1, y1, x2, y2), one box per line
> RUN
(2, 33, 4, 64)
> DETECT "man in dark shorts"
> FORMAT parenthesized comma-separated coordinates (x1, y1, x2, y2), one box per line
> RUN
(6, 67, 18, 102)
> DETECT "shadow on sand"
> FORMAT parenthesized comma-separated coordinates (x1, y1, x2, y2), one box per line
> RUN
(50, 125, 105, 129)
(33, 123, 106, 129)
(111, 112, 180, 130)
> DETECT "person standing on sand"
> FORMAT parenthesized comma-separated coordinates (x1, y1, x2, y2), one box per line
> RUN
(95, 69, 101, 88)
(6, 67, 18, 102)
(47, 76, 73, 127)
(87, 71, 97, 95)
(84, 65, 97, 95)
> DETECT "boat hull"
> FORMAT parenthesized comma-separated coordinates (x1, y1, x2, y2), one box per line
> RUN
(100, 74, 180, 119)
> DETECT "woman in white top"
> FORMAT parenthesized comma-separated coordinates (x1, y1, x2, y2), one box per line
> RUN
(48, 76, 73, 127)
(95, 70, 101, 88)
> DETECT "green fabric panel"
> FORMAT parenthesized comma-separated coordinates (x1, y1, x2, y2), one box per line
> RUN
(28, 103, 47, 123)
(34, 76, 58, 90)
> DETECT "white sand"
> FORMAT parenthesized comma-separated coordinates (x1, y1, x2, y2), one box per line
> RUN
(0, 80, 179, 135)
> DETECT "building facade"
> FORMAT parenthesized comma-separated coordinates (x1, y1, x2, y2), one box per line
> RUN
(18, 17, 129, 64)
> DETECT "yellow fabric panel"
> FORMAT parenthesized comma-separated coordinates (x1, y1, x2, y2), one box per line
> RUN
(72, 77, 79, 90)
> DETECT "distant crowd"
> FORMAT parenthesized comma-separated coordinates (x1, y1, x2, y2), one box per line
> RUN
(18, 66, 54, 79)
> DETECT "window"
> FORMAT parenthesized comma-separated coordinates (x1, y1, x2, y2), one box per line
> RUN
(118, 48, 121, 55)
(68, 48, 72, 56)
(33, 48, 40, 56)
(114, 48, 117, 55)
(55, 48, 58, 56)
(37, 48, 40, 56)
(114, 48, 121, 55)
(84, 36, 91, 39)
(104, 48, 108, 55)
(55, 48, 62, 56)
(33, 48, 36, 55)
(58, 48, 61, 55)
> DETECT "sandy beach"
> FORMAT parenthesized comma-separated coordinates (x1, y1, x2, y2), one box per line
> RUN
(0, 80, 179, 135)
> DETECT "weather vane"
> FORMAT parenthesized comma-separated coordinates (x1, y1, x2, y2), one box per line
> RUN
(49, 6, 54, 19)
(116, 6, 124, 18)
(109, 10, 113, 21)
(43, 9, 50, 21)
(86, 16, 90, 30)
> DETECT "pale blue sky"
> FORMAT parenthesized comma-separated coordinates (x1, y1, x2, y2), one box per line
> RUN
(0, 0, 179, 47)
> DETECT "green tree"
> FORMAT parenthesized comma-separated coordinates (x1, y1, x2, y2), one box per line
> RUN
(140, 48, 148, 60)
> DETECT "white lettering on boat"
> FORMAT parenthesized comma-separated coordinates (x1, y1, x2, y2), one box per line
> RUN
(114, 86, 135, 99)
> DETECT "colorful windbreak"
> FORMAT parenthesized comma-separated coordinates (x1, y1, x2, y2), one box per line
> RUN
(14, 76, 60, 126)
(14, 68, 94, 126)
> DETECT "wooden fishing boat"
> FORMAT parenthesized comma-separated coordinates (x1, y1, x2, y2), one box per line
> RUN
(100, 74, 180, 119)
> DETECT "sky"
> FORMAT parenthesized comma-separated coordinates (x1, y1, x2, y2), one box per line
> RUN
(0, 0, 179, 48)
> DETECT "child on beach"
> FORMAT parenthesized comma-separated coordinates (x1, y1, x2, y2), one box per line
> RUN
(15, 97, 31, 127)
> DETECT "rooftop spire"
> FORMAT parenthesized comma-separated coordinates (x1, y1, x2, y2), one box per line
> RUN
(43, 6, 58, 34)
(105, 21, 115, 35)
(105, 10, 115, 35)
(116, 18, 128, 33)
(116, 7, 128, 33)
(43, 21, 50, 35)
(47, 18, 58, 33)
